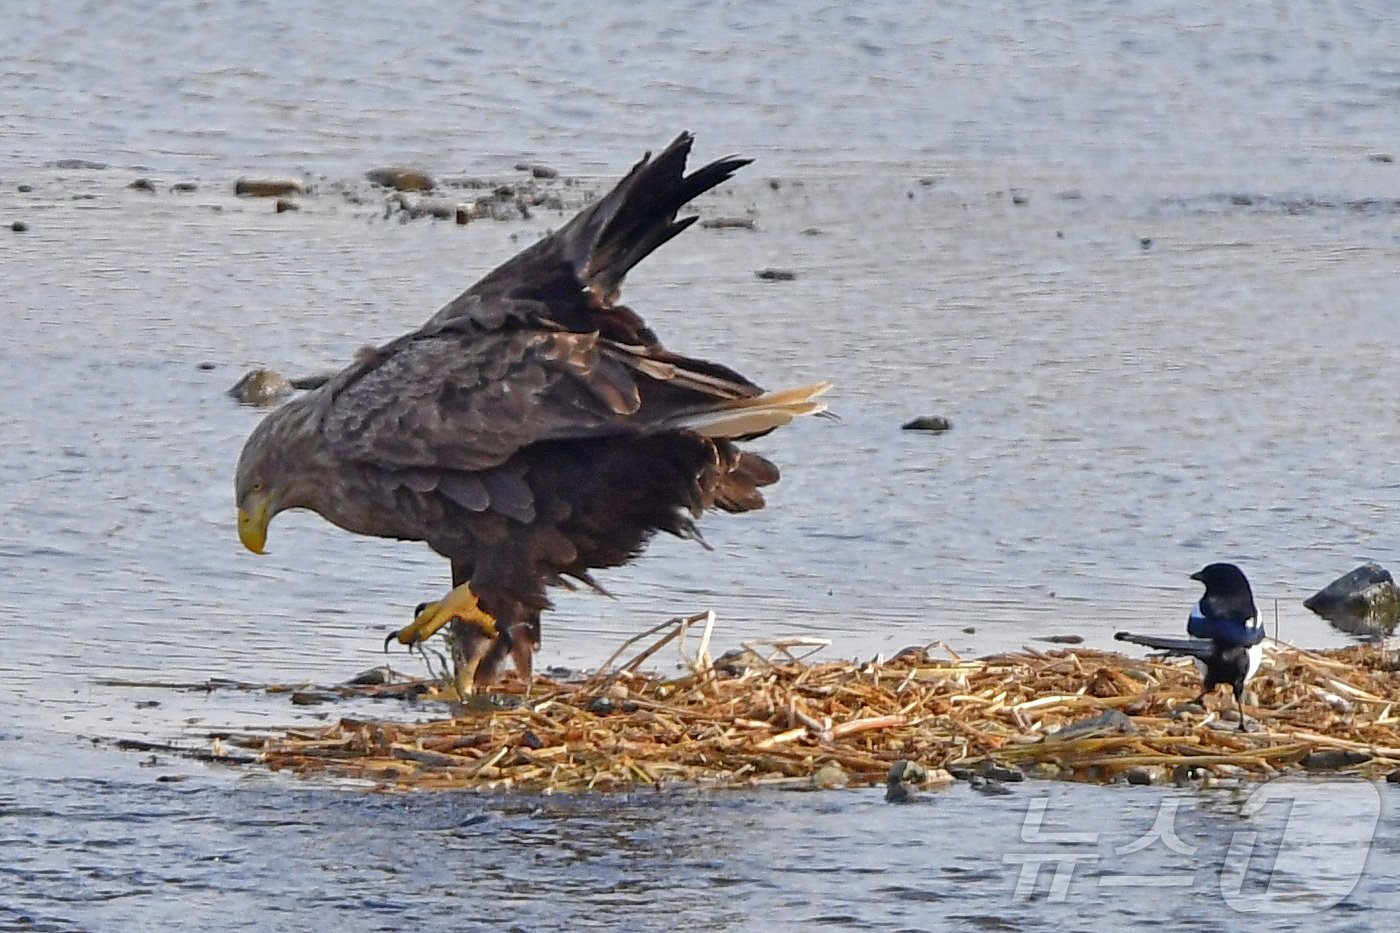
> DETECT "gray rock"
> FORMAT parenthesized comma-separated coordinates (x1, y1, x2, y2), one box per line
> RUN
(408, 199, 455, 221)
(902, 415, 952, 432)
(344, 666, 393, 686)
(1046, 708, 1136, 742)
(969, 774, 1014, 796)
(713, 646, 766, 675)
(885, 759, 928, 802)
(227, 368, 293, 407)
(811, 761, 848, 790)
(1301, 748, 1371, 772)
(754, 268, 797, 281)
(976, 760, 1025, 782)
(891, 645, 933, 664)
(700, 216, 755, 230)
(1305, 563, 1399, 635)
(289, 372, 334, 391)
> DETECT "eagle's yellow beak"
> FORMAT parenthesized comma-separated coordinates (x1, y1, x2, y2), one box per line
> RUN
(238, 503, 269, 555)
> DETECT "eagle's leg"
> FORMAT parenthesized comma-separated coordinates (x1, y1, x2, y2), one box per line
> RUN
(509, 627, 536, 685)
(454, 620, 535, 696)
(448, 616, 510, 698)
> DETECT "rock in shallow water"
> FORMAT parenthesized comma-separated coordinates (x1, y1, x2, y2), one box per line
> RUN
(1304, 562, 1400, 635)
(235, 177, 305, 198)
(885, 761, 917, 798)
(885, 759, 953, 802)
(366, 167, 435, 192)
(811, 761, 848, 790)
(1124, 766, 1163, 786)
(968, 774, 1014, 796)
(1301, 749, 1372, 771)
(901, 415, 952, 432)
(228, 368, 293, 406)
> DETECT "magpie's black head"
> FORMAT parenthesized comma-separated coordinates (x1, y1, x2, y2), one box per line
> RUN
(1188, 561, 1262, 643)
(1190, 562, 1252, 596)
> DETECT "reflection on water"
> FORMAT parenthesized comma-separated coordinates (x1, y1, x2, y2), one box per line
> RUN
(4, 760, 1395, 932)
(5, 0, 1400, 927)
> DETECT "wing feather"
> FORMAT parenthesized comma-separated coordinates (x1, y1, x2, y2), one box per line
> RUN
(309, 134, 821, 483)
(323, 330, 619, 471)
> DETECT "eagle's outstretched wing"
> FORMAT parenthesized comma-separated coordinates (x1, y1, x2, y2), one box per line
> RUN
(315, 132, 822, 474)
(427, 131, 750, 337)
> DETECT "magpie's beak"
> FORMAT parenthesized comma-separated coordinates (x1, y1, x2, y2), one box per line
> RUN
(1189, 570, 1203, 582)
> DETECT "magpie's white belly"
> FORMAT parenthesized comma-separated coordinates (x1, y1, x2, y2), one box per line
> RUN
(1245, 642, 1263, 683)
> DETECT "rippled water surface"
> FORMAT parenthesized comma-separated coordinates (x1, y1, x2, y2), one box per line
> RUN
(5, 1, 1400, 928)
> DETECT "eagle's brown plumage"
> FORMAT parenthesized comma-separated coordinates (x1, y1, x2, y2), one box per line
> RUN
(235, 133, 829, 690)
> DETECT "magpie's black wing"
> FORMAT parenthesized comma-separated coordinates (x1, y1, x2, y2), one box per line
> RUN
(1185, 615, 1266, 647)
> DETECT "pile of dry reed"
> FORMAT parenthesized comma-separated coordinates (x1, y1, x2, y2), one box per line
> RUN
(212, 612, 1400, 791)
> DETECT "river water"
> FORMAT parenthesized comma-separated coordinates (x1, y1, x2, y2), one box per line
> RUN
(4, 1, 1400, 929)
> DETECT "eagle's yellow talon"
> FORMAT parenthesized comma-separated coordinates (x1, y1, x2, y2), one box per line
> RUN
(390, 583, 497, 647)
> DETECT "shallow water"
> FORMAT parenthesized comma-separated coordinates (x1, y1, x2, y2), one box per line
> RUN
(5, 0, 1400, 928)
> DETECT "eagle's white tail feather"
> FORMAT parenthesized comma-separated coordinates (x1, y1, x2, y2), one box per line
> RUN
(668, 382, 831, 438)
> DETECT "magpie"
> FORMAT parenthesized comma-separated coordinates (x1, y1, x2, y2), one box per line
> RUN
(1115, 563, 1265, 732)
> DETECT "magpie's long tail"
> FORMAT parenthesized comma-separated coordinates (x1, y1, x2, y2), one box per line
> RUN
(1114, 631, 1213, 660)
